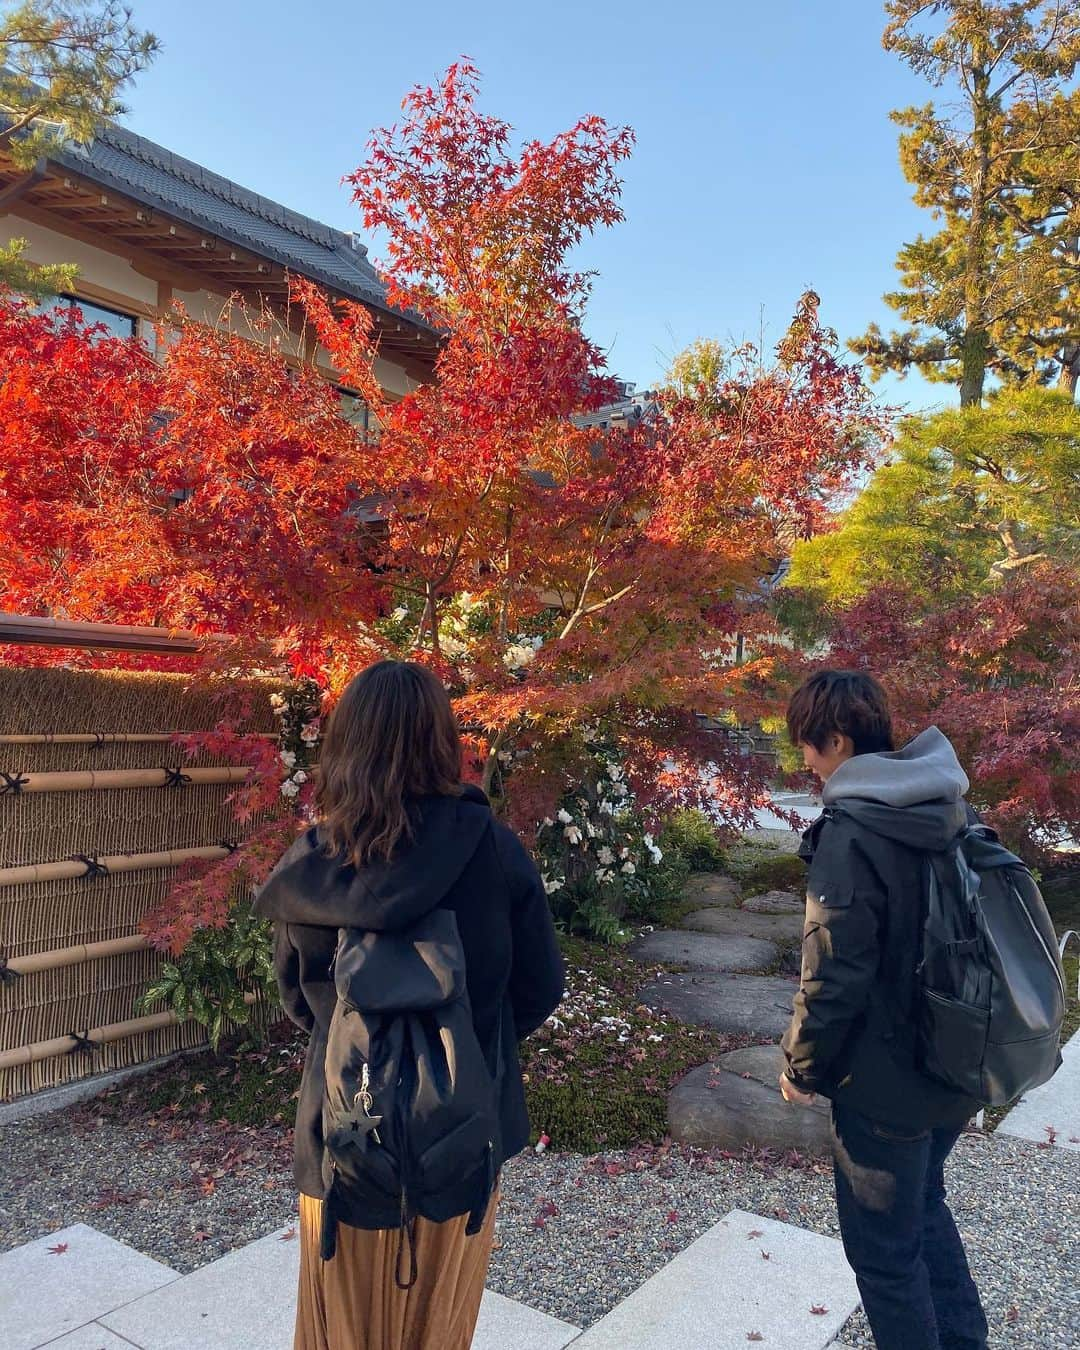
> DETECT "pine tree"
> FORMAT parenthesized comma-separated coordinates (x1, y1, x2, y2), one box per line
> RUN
(853, 1, 1080, 406)
(0, 1, 158, 292)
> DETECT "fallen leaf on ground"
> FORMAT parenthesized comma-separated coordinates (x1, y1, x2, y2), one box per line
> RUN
(1006, 1306, 1020, 1324)
(747, 1333, 764, 1343)
(760, 1250, 771, 1260)
(810, 1304, 828, 1315)
(47, 1243, 68, 1255)
(279, 1227, 297, 1241)
(747, 1229, 764, 1239)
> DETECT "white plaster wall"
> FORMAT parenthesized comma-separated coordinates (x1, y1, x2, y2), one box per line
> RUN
(4, 213, 158, 305)
(373, 354, 418, 398)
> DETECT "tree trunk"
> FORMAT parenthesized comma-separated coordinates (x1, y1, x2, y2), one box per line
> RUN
(961, 62, 993, 408)
(1058, 342, 1080, 399)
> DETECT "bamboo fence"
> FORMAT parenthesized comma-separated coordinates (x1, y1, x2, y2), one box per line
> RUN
(0, 666, 279, 1101)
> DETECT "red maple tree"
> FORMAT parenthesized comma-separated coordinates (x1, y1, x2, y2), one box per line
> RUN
(822, 564, 1080, 858)
(0, 64, 885, 949)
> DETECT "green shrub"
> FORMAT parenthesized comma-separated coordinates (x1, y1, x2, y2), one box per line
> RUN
(737, 850, 807, 897)
(139, 910, 279, 1050)
(659, 809, 727, 873)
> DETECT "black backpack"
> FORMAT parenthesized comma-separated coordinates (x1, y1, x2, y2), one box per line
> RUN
(916, 823, 1066, 1106)
(319, 907, 499, 1285)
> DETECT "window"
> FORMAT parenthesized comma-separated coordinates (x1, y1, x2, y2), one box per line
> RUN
(337, 386, 380, 436)
(48, 294, 138, 340)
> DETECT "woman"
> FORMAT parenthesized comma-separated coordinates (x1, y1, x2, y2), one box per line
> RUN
(255, 660, 565, 1350)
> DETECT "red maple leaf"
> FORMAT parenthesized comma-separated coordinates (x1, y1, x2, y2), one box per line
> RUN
(279, 1227, 297, 1242)
(47, 1242, 68, 1255)
(810, 1304, 828, 1315)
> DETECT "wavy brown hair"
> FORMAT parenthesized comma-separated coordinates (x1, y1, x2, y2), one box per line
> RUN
(315, 660, 463, 866)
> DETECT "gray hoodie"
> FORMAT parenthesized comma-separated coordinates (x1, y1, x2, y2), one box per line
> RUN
(822, 727, 972, 853)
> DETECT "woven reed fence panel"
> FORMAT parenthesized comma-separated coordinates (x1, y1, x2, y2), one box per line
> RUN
(0, 668, 278, 1101)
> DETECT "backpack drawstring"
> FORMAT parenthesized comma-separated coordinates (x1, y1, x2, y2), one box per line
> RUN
(394, 1193, 419, 1290)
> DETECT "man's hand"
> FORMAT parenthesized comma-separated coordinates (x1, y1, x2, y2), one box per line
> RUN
(779, 1072, 816, 1107)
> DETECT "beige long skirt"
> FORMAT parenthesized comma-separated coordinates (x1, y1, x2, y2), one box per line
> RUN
(294, 1192, 499, 1350)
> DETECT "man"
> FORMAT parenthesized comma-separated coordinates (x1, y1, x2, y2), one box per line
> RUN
(779, 670, 988, 1350)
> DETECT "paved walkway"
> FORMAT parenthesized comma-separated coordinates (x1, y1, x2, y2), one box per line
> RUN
(996, 1027, 1080, 1152)
(1, 1208, 860, 1350)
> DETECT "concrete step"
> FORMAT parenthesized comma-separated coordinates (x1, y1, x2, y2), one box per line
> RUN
(572, 1208, 859, 1349)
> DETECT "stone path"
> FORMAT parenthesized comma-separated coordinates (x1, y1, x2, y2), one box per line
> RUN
(996, 1026, 1080, 1152)
(629, 869, 809, 1153)
(0, 1209, 861, 1350)
(682, 904, 805, 945)
(640, 972, 798, 1039)
(668, 1044, 832, 1155)
(629, 928, 779, 972)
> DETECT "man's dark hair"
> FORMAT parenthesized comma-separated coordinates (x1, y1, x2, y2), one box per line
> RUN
(786, 670, 895, 756)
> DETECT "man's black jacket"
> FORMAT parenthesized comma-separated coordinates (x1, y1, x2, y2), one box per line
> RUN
(781, 728, 980, 1132)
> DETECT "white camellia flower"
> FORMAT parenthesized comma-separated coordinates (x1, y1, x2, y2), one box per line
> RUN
(441, 635, 468, 659)
(280, 750, 297, 769)
(391, 606, 408, 622)
(564, 825, 583, 845)
(502, 643, 536, 672)
(280, 780, 300, 799)
(542, 816, 554, 828)
(293, 770, 307, 785)
(599, 800, 614, 815)
(595, 867, 611, 883)
(606, 763, 624, 781)
(542, 876, 564, 895)
(597, 846, 615, 866)
(557, 808, 573, 825)
(622, 860, 636, 874)
(269, 693, 287, 716)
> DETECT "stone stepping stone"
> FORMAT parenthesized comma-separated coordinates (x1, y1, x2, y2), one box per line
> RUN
(682, 905, 804, 946)
(640, 973, 797, 1037)
(744, 889, 805, 916)
(572, 1208, 859, 1349)
(668, 1044, 832, 1154)
(682, 872, 741, 907)
(629, 929, 778, 974)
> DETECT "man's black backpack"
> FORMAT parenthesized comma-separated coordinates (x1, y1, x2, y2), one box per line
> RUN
(319, 907, 499, 1285)
(917, 823, 1066, 1106)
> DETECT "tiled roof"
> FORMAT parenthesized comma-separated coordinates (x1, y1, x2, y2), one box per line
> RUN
(56, 121, 403, 315)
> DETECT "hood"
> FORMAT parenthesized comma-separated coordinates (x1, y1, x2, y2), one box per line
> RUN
(253, 784, 492, 932)
(822, 726, 970, 852)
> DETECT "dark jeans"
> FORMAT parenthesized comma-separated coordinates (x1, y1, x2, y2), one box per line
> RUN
(831, 1103, 988, 1350)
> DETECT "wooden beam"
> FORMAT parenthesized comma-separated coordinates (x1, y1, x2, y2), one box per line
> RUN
(0, 613, 202, 654)
(0, 159, 47, 210)
(68, 277, 158, 321)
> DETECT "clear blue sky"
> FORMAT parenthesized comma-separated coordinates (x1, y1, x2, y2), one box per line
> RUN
(124, 0, 947, 414)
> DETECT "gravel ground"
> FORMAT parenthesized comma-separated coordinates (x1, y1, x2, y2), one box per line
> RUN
(1, 1104, 1076, 1347)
